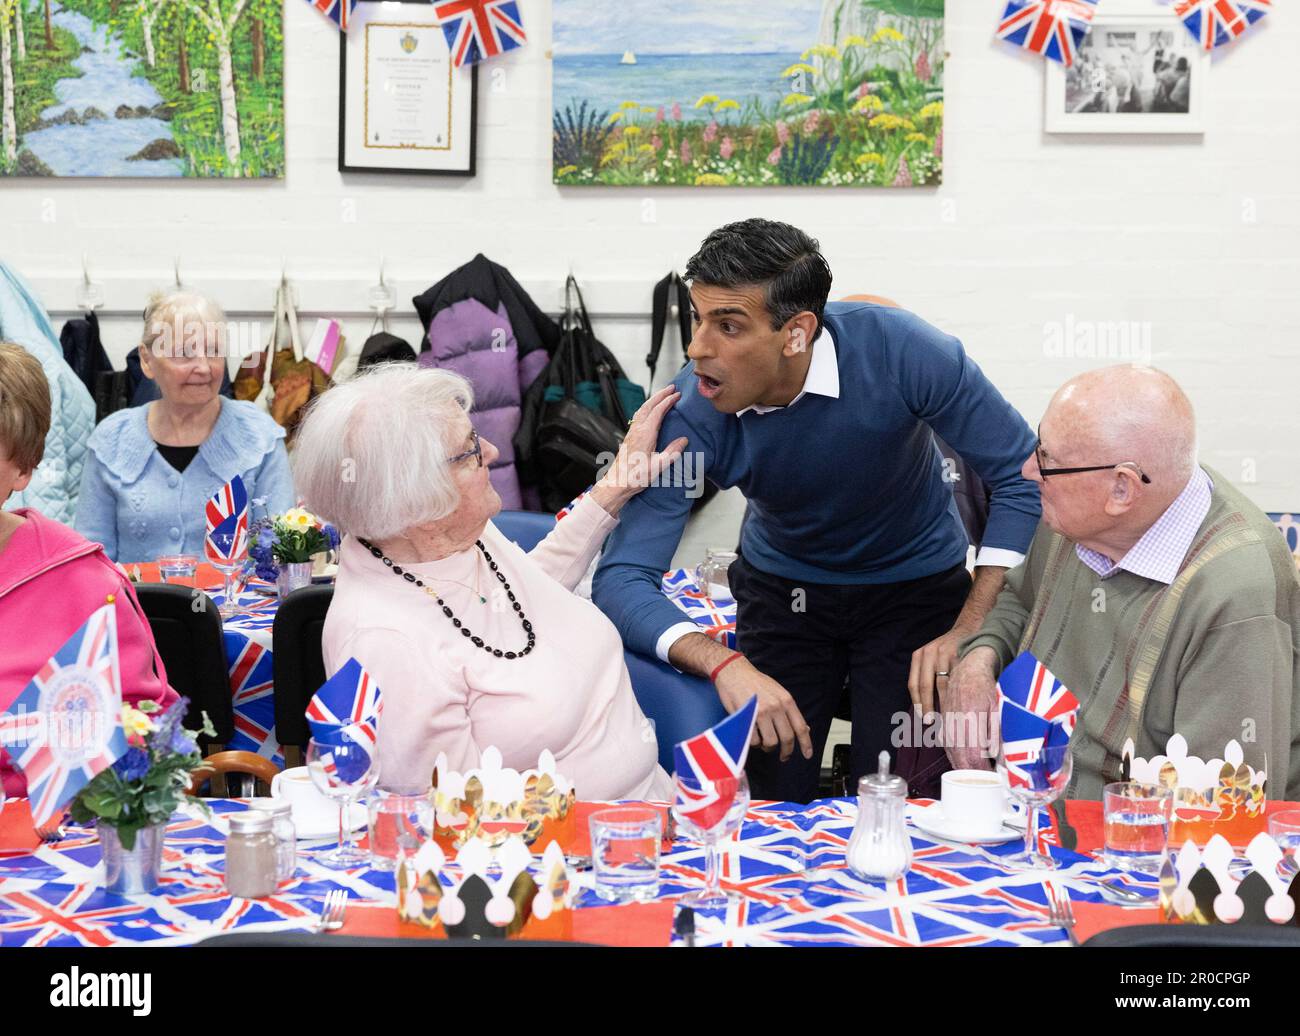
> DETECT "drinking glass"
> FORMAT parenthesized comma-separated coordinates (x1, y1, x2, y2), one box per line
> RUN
(206, 527, 248, 618)
(367, 788, 434, 871)
(589, 806, 662, 902)
(694, 549, 737, 599)
(1103, 781, 1173, 874)
(1268, 810, 1300, 878)
(996, 743, 1072, 870)
(157, 554, 198, 586)
(306, 736, 379, 869)
(672, 771, 750, 909)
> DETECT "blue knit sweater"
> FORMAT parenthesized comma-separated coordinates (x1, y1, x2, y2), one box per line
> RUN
(74, 399, 295, 563)
(593, 301, 1042, 658)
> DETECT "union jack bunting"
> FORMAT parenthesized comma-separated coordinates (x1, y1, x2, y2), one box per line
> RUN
(307, 0, 357, 31)
(204, 475, 249, 567)
(996, 651, 1079, 734)
(995, 0, 1100, 67)
(1233, 0, 1271, 26)
(306, 657, 382, 750)
(0, 606, 127, 825)
(434, 0, 527, 68)
(673, 696, 757, 829)
(1172, 0, 1252, 49)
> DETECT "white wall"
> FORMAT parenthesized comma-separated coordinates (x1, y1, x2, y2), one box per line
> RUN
(3, 0, 1298, 566)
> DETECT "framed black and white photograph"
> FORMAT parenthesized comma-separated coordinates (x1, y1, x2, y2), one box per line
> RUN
(339, 0, 478, 175)
(1046, 13, 1209, 134)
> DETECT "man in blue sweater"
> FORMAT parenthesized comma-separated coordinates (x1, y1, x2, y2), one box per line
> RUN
(592, 220, 1040, 802)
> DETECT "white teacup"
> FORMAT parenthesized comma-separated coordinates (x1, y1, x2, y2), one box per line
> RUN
(941, 769, 1008, 837)
(270, 766, 337, 833)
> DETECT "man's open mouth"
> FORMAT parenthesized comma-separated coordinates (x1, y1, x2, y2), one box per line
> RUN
(696, 371, 723, 398)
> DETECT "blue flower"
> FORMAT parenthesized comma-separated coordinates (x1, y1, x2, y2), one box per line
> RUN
(113, 748, 151, 782)
(323, 524, 340, 550)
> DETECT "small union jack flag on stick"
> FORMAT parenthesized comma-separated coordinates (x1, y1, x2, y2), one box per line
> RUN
(204, 475, 249, 567)
(995, 0, 1100, 67)
(434, 0, 527, 68)
(307, 0, 357, 31)
(0, 606, 128, 825)
(1172, 0, 1255, 50)
(674, 696, 757, 830)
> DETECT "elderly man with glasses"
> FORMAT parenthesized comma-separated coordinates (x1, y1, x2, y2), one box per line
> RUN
(938, 365, 1300, 800)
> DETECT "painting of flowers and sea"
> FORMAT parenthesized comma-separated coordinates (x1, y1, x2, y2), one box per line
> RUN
(552, 0, 943, 188)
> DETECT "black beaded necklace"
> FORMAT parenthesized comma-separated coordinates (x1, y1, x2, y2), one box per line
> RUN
(358, 538, 535, 659)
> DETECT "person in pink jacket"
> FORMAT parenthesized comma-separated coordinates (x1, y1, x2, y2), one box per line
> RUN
(0, 342, 177, 799)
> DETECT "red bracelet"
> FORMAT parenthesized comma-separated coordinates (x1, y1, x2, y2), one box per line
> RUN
(709, 651, 744, 683)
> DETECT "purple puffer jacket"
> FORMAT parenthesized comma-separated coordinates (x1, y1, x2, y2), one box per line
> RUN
(418, 298, 549, 510)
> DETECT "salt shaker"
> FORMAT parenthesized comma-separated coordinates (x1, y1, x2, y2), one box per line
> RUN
(250, 798, 297, 884)
(226, 811, 279, 899)
(846, 751, 912, 881)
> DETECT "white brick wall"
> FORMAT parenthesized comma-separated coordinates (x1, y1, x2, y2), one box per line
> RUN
(3, 0, 1298, 564)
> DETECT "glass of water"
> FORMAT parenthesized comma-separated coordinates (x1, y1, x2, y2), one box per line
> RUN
(1103, 781, 1173, 874)
(589, 806, 662, 902)
(157, 554, 198, 586)
(1268, 810, 1300, 878)
(367, 787, 434, 871)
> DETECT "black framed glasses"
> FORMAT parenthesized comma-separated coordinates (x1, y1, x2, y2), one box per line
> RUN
(447, 429, 483, 468)
(1035, 429, 1150, 484)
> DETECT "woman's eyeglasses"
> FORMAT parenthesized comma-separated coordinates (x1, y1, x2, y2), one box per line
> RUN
(447, 429, 483, 468)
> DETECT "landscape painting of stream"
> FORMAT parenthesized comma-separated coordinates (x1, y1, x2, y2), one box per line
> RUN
(0, 0, 283, 177)
(552, 0, 944, 188)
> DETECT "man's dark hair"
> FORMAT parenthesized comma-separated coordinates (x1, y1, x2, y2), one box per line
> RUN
(685, 219, 833, 338)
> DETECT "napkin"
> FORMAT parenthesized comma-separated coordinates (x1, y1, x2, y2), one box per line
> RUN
(306, 656, 382, 751)
(997, 652, 1078, 792)
(673, 695, 757, 829)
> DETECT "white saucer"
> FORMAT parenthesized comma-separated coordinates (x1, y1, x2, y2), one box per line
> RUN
(911, 804, 1021, 845)
(291, 803, 368, 841)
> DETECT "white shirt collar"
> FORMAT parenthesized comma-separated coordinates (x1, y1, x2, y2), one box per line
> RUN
(736, 324, 841, 417)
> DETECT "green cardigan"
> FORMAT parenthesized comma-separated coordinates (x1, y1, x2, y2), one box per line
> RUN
(961, 467, 1300, 801)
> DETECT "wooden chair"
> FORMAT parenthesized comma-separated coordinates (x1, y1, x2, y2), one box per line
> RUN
(188, 751, 281, 798)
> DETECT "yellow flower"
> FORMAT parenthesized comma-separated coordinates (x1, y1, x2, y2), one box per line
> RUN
(281, 508, 317, 531)
(600, 150, 621, 167)
(556, 165, 578, 176)
(121, 704, 155, 739)
(871, 114, 914, 132)
(905, 132, 928, 142)
(640, 106, 657, 114)
(607, 111, 623, 124)
(782, 93, 813, 107)
(623, 125, 641, 137)
(619, 100, 640, 110)
(855, 152, 885, 166)
(781, 62, 817, 77)
(801, 44, 840, 61)
(715, 99, 740, 112)
(852, 94, 884, 113)
(638, 144, 656, 154)
(842, 34, 869, 49)
(871, 27, 905, 44)
(694, 173, 729, 186)
(694, 93, 720, 109)
(919, 101, 944, 120)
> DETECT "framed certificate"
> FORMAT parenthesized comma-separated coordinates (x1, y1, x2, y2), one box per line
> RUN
(339, 0, 478, 175)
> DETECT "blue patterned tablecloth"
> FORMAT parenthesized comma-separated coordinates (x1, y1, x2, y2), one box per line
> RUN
(0, 797, 1148, 948)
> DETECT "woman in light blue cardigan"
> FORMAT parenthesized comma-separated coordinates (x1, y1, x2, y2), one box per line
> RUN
(75, 290, 295, 563)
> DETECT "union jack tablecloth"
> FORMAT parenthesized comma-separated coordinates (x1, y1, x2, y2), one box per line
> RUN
(0, 797, 1145, 948)
(662, 569, 737, 649)
(208, 588, 284, 767)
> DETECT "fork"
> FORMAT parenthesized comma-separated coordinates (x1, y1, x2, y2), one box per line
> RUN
(315, 889, 347, 934)
(1046, 883, 1079, 946)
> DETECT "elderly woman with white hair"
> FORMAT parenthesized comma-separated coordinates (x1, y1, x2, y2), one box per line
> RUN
(294, 365, 685, 800)
(75, 290, 295, 562)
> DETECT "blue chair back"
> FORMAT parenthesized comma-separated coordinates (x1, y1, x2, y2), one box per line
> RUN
(623, 648, 727, 774)
(492, 510, 556, 552)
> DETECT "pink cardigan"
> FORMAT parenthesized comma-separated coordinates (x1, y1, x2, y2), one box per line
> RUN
(322, 497, 673, 801)
(0, 509, 177, 798)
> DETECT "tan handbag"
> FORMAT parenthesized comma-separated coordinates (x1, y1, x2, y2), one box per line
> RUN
(236, 282, 330, 444)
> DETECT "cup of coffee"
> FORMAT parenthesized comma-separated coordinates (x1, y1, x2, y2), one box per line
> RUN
(270, 766, 336, 834)
(940, 769, 1007, 837)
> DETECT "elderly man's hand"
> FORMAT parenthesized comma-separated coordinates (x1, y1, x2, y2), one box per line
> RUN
(591, 386, 688, 515)
(908, 622, 978, 717)
(940, 646, 1000, 771)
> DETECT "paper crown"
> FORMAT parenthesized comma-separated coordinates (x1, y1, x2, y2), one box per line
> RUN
(432, 747, 576, 848)
(1161, 834, 1298, 926)
(397, 836, 570, 938)
(1122, 734, 1267, 824)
